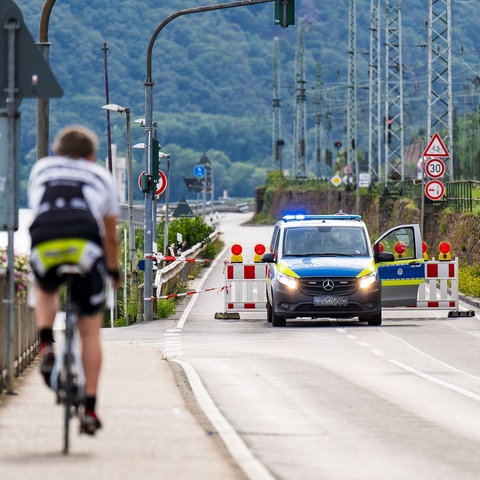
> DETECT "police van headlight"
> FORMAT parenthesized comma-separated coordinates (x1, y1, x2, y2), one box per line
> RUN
(277, 272, 298, 290)
(359, 272, 377, 289)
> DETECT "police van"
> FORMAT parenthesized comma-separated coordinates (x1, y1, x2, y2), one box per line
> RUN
(261, 214, 424, 327)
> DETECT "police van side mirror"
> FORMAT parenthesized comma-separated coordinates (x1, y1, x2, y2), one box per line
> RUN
(374, 252, 395, 263)
(262, 252, 276, 263)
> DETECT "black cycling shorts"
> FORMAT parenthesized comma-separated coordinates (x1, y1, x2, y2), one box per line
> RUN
(32, 258, 107, 316)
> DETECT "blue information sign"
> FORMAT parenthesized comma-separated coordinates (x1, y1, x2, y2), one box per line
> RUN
(194, 165, 206, 178)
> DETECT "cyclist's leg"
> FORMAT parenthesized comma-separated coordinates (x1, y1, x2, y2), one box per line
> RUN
(35, 286, 60, 330)
(72, 260, 105, 433)
(77, 313, 103, 397)
(77, 313, 103, 433)
(33, 271, 62, 386)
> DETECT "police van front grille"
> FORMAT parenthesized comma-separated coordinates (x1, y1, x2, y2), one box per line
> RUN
(299, 277, 358, 296)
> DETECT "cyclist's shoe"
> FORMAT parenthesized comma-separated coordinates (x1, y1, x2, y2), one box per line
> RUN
(80, 409, 102, 435)
(39, 343, 55, 388)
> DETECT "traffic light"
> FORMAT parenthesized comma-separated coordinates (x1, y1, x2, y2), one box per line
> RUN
(274, 0, 295, 28)
(152, 138, 160, 182)
(386, 116, 392, 144)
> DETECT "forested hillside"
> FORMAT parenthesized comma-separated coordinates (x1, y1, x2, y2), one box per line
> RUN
(15, 0, 480, 204)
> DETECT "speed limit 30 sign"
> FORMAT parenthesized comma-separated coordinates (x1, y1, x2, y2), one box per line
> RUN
(425, 158, 445, 178)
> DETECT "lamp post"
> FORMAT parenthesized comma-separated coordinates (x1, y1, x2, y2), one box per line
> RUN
(36, 0, 57, 160)
(101, 104, 136, 288)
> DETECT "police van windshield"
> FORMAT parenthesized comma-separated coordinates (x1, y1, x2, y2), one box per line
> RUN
(283, 226, 369, 257)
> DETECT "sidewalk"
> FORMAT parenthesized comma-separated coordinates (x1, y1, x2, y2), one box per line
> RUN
(0, 299, 247, 480)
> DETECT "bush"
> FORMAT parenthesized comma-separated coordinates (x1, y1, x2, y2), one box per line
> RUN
(458, 265, 480, 298)
(0, 247, 30, 299)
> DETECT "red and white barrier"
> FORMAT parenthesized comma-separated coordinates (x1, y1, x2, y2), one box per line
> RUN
(416, 258, 458, 309)
(215, 263, 267, 318)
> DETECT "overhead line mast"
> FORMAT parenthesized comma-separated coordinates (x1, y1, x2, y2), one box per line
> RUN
(427, 0, 453, 180)
(346, 0, 357, 174)
(293, 18, 307, 179)
(313, 64, 325, 177)
(272, 37, 283, 170)
(368, 0, 382, 182)
(384, 0, 405, 189)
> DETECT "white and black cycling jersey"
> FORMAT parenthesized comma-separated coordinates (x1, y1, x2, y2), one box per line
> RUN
(28, 156, 119, 248)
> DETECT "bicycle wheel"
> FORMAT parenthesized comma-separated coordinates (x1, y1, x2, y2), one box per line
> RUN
(63, 349, 73, 454)
(62, 278, 75, 455)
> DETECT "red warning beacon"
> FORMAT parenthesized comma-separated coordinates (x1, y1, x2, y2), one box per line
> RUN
(254, 244, 266, 263)
(438, 241, 451, 261)
(230, 244, 243, 263)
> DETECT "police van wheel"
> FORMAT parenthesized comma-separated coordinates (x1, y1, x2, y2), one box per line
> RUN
(366, 313, 382, 326)
(272, 307, 287, 327)
(267, 300, 273, 323)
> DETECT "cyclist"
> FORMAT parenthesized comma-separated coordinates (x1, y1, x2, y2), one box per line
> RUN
(28, 125, 120, 435)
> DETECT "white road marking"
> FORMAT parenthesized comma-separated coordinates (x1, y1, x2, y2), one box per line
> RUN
(389, 359, 480, 402)
(173, 358, 276, 480)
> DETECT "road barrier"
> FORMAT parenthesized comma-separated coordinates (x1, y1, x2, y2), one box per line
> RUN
(416, 258, 458, 309)
(213, 254, 472, 319)
(215, 262, 267, 319)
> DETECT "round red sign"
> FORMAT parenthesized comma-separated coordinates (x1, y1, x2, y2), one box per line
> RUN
(138, 170, 168, 196)
(425, 158, 445, 179)
(425, 180, 445, 201)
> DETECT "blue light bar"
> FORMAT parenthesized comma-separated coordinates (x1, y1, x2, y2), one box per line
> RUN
(282, 214, 362, 222)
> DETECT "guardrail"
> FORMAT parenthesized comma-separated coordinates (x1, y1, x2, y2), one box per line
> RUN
(137, 229, 221, 319)
(0, 270, 37, 394)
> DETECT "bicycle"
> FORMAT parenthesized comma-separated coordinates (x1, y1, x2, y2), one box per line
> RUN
(50, 264, 86, 455)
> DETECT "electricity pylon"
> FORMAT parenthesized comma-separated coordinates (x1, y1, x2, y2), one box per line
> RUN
(427, 0, 453, 180)
(384, 0, 405, 188)
(368, 0, 382, 182)
(272, 37, 283, 171)
(293, 19, 307, 179)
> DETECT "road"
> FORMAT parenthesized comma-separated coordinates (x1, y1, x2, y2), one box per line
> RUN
(167, 212, 480, 480)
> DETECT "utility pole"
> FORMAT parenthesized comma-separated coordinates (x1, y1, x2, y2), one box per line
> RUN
(325, 91, 333, 174)
(384, 0, 405, 189)
(272, 36, 283, 170)
(313, 63, 324, 177)
(427, 0, 453, 180)
(368, 0, 382, 182)
(293, 18, 306, 179)
(346, 0, 357, 174)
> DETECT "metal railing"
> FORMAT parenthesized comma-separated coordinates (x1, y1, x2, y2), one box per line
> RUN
(0, 270, 37, 394)
(137, 229, 221, 319)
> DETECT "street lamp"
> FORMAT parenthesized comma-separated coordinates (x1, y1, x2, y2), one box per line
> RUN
(36, 0, 57, 160)
(101, 104, 136, 290)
